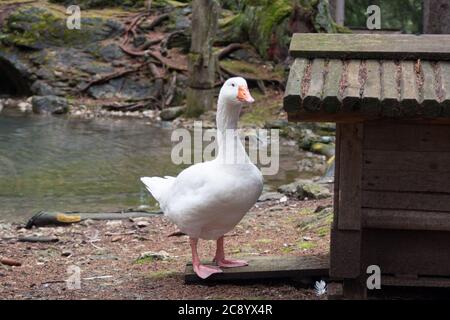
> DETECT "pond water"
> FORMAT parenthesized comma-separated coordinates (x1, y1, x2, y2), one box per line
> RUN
(0, 108, 310, 223)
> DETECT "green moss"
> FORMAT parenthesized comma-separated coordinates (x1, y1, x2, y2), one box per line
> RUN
(297, 241, 316, 250)
(281, 246, 294, 253)
(256, 238, 273, 244)
(146, 270, 178, 280)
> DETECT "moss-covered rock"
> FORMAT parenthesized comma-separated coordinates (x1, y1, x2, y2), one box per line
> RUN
(3, 7, 122, 49)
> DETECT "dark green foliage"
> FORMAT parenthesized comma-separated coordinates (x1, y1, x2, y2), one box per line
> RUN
(345, 0, 422, 33)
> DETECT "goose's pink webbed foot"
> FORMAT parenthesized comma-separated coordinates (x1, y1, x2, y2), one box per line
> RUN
(190, 238, 223, 279)
(214, 236, 248, 268)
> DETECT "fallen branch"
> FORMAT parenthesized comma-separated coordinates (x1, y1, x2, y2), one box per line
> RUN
(80, 65, 143, 92)
(138, 13, 169, 31)
(216, 43, 246, 60)
(0, 257, 22, 267)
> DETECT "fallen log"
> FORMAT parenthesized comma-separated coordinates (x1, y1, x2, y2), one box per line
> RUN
(25, 211, 162, 229)
(0, 257, 22, 267)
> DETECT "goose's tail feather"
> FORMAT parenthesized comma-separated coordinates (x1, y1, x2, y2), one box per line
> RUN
(140, 176, 175, 206)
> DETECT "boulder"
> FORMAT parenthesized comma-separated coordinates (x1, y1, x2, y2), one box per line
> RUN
(31, 80, 63, 96)
(31, 95, 69, 114)
(278, 179, 332, 200)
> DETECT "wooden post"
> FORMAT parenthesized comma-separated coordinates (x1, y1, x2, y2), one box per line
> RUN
(186, 0, 220, 117)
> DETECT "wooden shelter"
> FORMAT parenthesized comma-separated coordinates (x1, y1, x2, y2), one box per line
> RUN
(284, 33, 450, 298)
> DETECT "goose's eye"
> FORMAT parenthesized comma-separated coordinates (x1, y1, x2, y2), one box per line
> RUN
(231, 83, 235, 87)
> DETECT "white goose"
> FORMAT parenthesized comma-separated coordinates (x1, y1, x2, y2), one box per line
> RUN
(141, 77, 263, 279)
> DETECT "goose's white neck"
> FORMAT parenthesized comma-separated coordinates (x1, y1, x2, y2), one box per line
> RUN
(216, 96, 248, 163)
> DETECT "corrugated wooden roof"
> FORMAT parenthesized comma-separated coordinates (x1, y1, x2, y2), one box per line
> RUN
(284, 34, 450, 121)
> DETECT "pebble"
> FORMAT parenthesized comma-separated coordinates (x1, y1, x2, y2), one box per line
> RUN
(111, 236, 122, 242)
(106, 220, 123, 228)
(61, 250, 72, 257)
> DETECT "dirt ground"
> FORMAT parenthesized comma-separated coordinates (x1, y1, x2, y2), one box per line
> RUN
(0, 198, 332, 300)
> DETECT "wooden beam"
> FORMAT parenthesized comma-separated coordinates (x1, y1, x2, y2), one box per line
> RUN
(361, 60, 382, 116)
(184, 255, 329, 283)
(303, 59, 325, 111)
(440, 62, 450, 117)
(399, 61, 420, 117)
(289, 34, 450, 60)
(283, 58, 308, 114)
(363, 209, 450, 231)
(342, 60, 362, 112)
(380, 61, 400, 117)
(337, 123, 363, 230)
(421, 61, 441, 118)
(362, 190, 450, 212)
(322, 59, 344, 113)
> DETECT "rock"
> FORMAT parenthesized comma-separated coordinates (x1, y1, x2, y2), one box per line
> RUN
(310, 142, 335, 158)
(137, 250, 171, 262)
(277, 179, 310, 197)
(160, 106, 186, 121)
(302, 182, 332, 200)
(278, 179, 331, 200)
(136, 220, 150, 228)
(99, 43, 125, 62)
(31, 96, 69, 115)
(264, 119, 288, 129)
(106, 220, 122, 228)
(297, 156, 327, 174)
(298, 129, 321, 150)
(18, 101, 32, 112)
(258, 192, 285, 202)
(31, 81, 63, 96)
(61, 250, 72, 257)
(111, 236, 122, 242)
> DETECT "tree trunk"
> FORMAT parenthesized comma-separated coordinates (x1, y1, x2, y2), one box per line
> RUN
(330, 0, 345, 25)
(423, 0, 450, 33)
(186, 0, 220, 117)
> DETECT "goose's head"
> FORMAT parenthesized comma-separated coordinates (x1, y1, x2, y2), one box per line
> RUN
(219, 77, 255, 105)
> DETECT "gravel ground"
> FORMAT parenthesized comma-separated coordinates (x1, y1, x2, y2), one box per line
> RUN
(0, 198, 332, 300)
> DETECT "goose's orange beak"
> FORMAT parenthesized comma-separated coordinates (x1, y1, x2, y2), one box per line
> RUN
(237, 85, 255, 103)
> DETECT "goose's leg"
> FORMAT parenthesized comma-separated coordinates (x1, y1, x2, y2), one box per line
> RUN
(190, 237, 222, 279)
(214, 236, 248, 268)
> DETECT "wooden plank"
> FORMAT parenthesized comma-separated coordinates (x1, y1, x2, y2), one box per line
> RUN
(380, 61, 400, 117)
(332, 125, 341, 228)
(330, 228, 361, 279)
(421, 61, 442, 118)
(364, 121, 450, 152)
(184, 255, 329, 283)
(382, 275, 450, 288)
(289, 34, 450, 60)
(303, 59, 325, 111)
(337, 123, 363, 230)
(283, 58, 308, 113)
(362, 169, 450, 193)
(361, 60, 382, 116)
(342, 60, 362, 112)
(322, 59, 343, 113)
(362, 190, 450, 212)
(399, 61, 420, 117)
(362, 229, 450, 276)
(363, 150, 450, 172)
(440, 62, 450, 117)
(363, 209, 450, 231)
